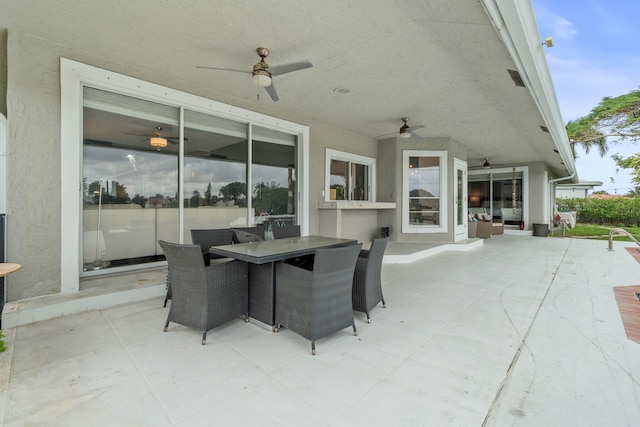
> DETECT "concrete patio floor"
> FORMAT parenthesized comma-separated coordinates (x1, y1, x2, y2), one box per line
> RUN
(1, 234, 639, 426)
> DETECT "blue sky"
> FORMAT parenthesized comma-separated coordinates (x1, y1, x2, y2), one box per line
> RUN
(532, 0, 640, 194)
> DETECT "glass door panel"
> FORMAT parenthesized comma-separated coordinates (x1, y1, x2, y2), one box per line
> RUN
(251, 125, 298, 237)
(182, 109, 248, 241)
(82, 87, 179, 271)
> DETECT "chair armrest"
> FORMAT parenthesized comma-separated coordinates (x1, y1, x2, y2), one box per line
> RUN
(358, 249, 370, 259)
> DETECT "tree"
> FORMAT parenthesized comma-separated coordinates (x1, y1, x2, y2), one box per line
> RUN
(131, 194, 148, 208)
(204, 183, 213, 206)
(219, 182, 247, 206)
(612, 153, 640, 186)
(191, 189, 201, 207)
(625, 186, 640, 198)
(566, 88, 640, 158)
(86, 180, 130, 204)
(253, 181, 288, 214)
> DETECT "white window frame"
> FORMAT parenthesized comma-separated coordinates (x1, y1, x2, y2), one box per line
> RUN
(324, 149, 376, 202)
(60, 58, 309, 293)
(402, 150, 448, 233)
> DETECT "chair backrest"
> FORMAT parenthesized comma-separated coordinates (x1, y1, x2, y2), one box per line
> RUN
(365, 238, 388, 278)
(160, 240, 205, 270)
(312, 243, 362, 276)
(190, 229, 234, 260)
(271, 225, 301, 239)
(159, 240, 207, 298)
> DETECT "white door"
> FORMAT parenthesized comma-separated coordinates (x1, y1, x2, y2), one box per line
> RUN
(454, 158, 468, 241)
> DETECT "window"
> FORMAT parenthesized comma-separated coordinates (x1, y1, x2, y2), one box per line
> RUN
(325, 149, 375, 201)
(402, 150, 447, 233)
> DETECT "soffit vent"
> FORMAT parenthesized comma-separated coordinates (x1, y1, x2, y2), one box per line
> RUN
(507, 69, 525, 87)
(540, 125, 549, 133)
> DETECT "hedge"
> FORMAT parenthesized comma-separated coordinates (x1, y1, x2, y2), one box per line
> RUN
(557, 198, 640, 226)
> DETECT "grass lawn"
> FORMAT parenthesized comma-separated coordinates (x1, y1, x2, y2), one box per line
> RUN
(558, 224, 640, 241)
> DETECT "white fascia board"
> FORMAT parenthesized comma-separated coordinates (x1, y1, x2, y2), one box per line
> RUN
(481, 0, 578, 182)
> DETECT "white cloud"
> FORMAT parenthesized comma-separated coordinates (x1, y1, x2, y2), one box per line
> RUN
(550, 15, 577, 39)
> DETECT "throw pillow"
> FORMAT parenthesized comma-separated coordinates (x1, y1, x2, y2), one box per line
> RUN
(232, 229, 264, 243)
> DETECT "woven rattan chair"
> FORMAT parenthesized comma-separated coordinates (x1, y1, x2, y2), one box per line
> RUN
(164, 229, 234, 307)
(190, 228, 235, 265)
(271, 225, 301, 239)
(159, 240, 248, 345)
(275, 243, 362, 355)
(352, 238, 388, 323)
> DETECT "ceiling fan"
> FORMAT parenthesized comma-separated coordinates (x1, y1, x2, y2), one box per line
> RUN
(129, 126, 184, 151)
(196, 47, 313, 101)
(377, 118, 426, 139)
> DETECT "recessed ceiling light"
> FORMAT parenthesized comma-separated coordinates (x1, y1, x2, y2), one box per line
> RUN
(333, 87, 350, 94)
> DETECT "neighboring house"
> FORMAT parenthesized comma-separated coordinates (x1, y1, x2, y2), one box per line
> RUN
(588, 193, 629, 200)
(0, 1, 579, 325)
(556, 181, 603, 199)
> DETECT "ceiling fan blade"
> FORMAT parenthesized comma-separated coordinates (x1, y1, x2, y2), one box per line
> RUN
(407, 125, 426, 132)
(195, 66, 251, 74)
(166, 136, 187, 144)
(375, 131, 397, 139)
(264, 82, 280, 101)
(268, 61, 313, 76)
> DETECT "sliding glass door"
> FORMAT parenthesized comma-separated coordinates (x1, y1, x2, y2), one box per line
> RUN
(468, 167, 527, 226)
(82, 87, 299, 274)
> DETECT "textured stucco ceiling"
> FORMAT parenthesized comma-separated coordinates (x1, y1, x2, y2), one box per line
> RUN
(1, 0, 569, 174)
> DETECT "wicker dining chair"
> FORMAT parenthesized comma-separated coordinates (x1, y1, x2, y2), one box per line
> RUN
(271, 225, 301, 239)
(159, 240, 248, 345)
(164, 228, 235, 307)
(352, 238, 388, 323)
(190, 228, 235, 265)
(275, 243, 362, 355)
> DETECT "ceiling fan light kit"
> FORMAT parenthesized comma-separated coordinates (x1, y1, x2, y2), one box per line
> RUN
(252, 72, 272, 87)
(150, 126, 168, 150)
(150, 136, 167, 150)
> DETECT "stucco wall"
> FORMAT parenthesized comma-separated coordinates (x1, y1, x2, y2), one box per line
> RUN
(306, 122, 378, 237)
(1, 29, 7, 117)
(5, 31, 378, 301)
(527, 162, 550, 226)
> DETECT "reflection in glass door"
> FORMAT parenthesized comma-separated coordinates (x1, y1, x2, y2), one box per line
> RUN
(82, 87, 180, 271)
(182, 109, 248, 242)
(251, 125, 298, 238)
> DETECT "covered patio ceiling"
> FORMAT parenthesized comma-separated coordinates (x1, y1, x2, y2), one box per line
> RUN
(2, 0, 573, 177)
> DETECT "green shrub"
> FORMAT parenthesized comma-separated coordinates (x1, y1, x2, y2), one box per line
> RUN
(557, 197, 640, 227)
(0, 330, 5, 353)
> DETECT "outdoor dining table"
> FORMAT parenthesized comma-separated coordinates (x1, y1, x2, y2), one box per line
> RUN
(0, 263, 22, 277)
(210, 235, 357, 328)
